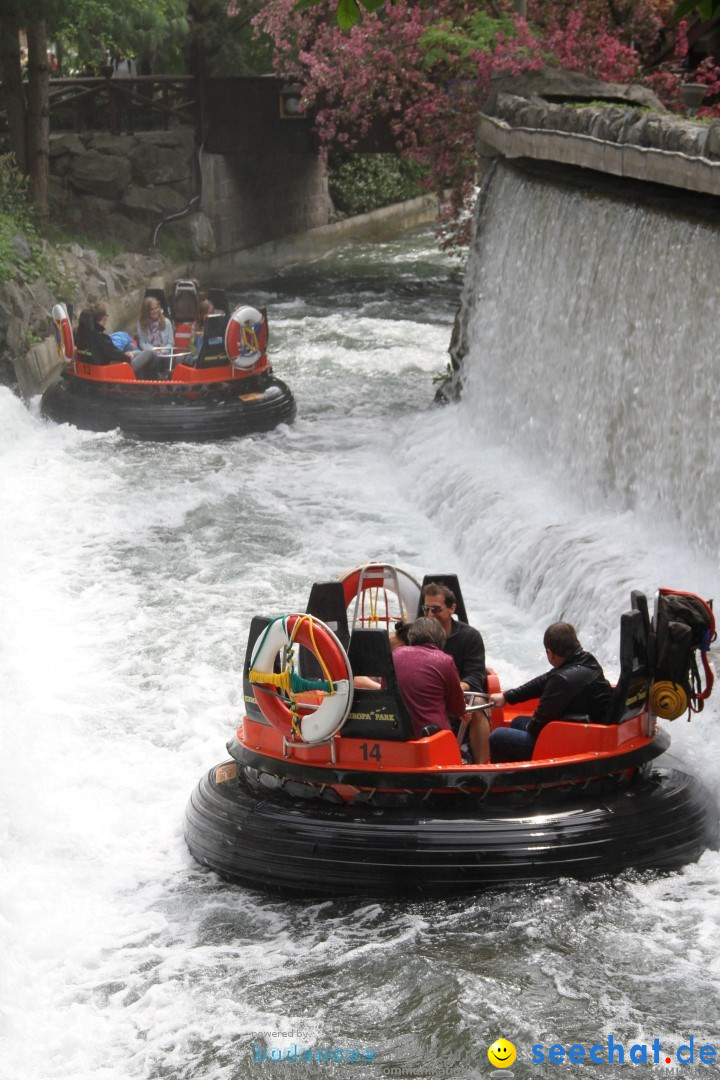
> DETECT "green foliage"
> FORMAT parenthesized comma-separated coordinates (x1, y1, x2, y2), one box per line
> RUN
(54, 0, 190, 74)
(328, 153, 425, 215)
(674, 0, 720, 20)
(0, 154, 31, 224)
(39, 218, 130, 259)
(420, 10, 514, 69)
(432, 361, 453, 386)
(199, 0, 275, 76)
(0, 154, 62, 284)
(0, 214, 61, 286)
(294, 0, 389, 31)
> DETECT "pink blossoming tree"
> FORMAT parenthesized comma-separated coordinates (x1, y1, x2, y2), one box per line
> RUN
(248, 0, 720, 242)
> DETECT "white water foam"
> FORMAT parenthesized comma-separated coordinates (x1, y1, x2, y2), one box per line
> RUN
(1, 221, 719, 1079)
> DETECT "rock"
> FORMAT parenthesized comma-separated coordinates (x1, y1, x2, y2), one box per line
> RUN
(68, 150, 132, 198)
(9, 233, 32, 263)
(483, 67, 666, 116)
(88, 133, 138, 156)
(705, 121, 720, 159)
(663, 124, 707, 156)
(50, 153, 73, 178)
(49, 133, 86, 158)
(6, 314, 29, 353)
(149, 129, 195, 150)
(120, 184, 188, 223)
(163, 212, 216, 257)
(129, 142, 191, 186)
(0, 281, 27, 318)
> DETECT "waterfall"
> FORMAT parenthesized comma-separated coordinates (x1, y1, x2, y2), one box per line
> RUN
(454, 161, 720, 561)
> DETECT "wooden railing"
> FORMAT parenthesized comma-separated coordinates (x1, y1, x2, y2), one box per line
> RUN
(47, 74, 196, 134)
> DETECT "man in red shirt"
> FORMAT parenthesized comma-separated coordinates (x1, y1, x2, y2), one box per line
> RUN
(393, 617, 467, 744)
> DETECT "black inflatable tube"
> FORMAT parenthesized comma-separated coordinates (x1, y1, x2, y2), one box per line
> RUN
(41, 373, 296, 442)
(184, 755, 719, 897)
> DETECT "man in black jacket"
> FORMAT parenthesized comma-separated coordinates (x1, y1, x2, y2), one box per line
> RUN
(488, 622, 612, 763)
(76, 304, 158, 378)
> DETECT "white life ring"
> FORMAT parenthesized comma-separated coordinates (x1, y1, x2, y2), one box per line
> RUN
(51, 303, 75, 364)
(225, 305, 265, 369)
(248, 614, 352, 744)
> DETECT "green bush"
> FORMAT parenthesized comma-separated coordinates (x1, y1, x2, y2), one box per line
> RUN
(328, 153, 425, 216)
(0, 154, 62, 286)
(0, 153, 30, 223)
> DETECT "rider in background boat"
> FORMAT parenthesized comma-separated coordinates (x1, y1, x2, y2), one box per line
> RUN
(421, 582, 489, 762)
(137, 297, 174, 351)
(76, 304, 159, 379)
(190, 299, 214, 359)
(392, 616, 474, 750)
(488, 622, 613, 763)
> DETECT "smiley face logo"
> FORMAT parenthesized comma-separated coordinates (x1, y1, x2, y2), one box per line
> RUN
(487, 1038, 517, 1069)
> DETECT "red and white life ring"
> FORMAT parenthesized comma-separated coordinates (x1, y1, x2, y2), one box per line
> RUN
(248, 614, 352, 743)
(340, 563, 422, 630)
(225, 305, 266, 369)
(51, 303, 75, 364)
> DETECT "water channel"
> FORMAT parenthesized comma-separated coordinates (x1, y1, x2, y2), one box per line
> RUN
(1, 219, 719, 1079)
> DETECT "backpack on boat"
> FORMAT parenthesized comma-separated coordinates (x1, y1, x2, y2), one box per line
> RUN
(651, 588, 715, 719)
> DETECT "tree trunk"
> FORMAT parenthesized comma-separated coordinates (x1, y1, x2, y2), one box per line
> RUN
(25, 19, 50, 217)
(0, 14, 27, 173)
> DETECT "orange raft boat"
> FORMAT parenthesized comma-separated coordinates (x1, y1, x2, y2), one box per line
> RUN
(41, 282, 295, 442)
(185, 564, 718, 897)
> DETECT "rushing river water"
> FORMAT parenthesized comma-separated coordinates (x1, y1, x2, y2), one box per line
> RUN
(1, 225, 719, 1080)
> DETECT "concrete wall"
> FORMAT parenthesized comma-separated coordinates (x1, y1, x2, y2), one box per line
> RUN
(200, 151, 331, 253)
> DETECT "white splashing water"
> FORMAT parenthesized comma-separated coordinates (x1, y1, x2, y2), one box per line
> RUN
(0, 223, 719, 1080)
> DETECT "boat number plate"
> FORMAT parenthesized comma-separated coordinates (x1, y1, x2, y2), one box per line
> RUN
(215, 763, 238, 784)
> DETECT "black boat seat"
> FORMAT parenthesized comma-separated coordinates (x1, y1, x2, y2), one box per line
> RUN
(299, 582, 350, 684)
(604, 608, 651, 725)
(342, 628, 413, 742)
(196, 312, 230, 367)
(305, 581, 350, 650)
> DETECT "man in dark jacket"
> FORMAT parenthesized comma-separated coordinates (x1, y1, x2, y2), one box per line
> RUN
(488, 622, 612, 763)
(421, 582, 487, 692)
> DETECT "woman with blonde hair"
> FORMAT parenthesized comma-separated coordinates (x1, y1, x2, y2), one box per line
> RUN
(137, 296, 174, 350)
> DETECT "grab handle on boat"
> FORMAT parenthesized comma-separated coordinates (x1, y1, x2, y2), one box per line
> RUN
(456, 692, 495, 748)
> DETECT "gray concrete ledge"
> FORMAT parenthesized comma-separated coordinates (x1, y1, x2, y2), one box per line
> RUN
(477, 113, 720, 197)
(191, 195, 439, 283)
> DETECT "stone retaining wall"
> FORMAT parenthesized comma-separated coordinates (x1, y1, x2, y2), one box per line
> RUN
(49, 128, 213, 255)
(477, 72, 720, 197)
